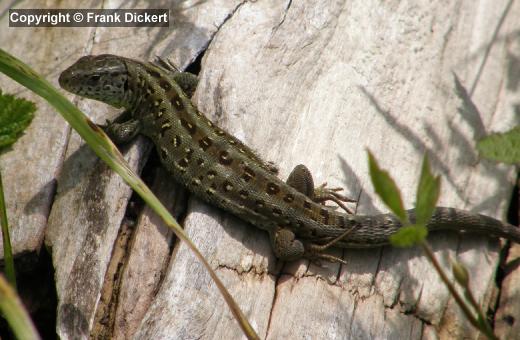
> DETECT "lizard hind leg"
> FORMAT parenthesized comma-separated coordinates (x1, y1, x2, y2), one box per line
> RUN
(286, 164, 355, 214)
(269, 228, 305, 261)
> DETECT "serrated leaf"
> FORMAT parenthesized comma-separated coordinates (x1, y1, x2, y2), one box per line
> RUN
(0, 89, 35, 151)
(477, 126, 520, 164)
(415, 155, 440, 226)
(389, 225, 428, 247)
(368, 150, 408, 224)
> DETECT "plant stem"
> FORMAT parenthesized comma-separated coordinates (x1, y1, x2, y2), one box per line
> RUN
(0, 170, 16, 289)
(420, 241, 497, 340)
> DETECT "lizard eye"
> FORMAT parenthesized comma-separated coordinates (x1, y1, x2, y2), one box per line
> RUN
(90, 75, 101, 82)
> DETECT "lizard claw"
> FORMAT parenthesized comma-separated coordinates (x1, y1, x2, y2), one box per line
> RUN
(306, 252, 348, 266)
(313, 182, 356, 214)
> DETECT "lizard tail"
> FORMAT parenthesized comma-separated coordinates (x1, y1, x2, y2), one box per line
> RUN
(419, 207, 520, 243)
(339, 207, 520, 248)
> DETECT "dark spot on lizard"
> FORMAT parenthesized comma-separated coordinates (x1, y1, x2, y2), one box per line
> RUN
(171, 95, 183, 110)
(197, 158, 205, 166)
(199, 136, 213, 151)
(147, 70, 161, 78)
(222, 181, 233, 192)
(239, 190, 248, 199)
(157, 107, 167, 118)
(144, 87, 154, 99)
(219, 150, 233, 165)
(320, 208, 329, 224)
(178, 158, 189, 168)
(272, 208, 282, 217)
(283, 194, 295, 203)
(266, 183, 280, 195)
(180, 118, 196, 135)
(159, 147, 168, 160)
(242, 166, 255, 182)
(173, 135, 181, 147)
(303, 201, 312, 210)
(184, 148, 193, 159)
(159, 79, 171, 91)
(160, 123, 171, 137)
(207, 170, 217, 180)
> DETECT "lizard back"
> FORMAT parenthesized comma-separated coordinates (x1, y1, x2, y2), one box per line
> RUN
(59, 55, 520, 253)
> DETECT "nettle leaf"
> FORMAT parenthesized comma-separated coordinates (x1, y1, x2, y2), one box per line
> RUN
(368, 150, 408, 224)
(477, 126, 520, 164)
(389, 225, 428, 247)
(415, 155, 440, 226)
(0, 89, 35, 150)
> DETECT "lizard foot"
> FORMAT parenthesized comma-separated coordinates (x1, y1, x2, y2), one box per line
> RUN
(304, 225, 360, 265)
(313, 182, 356, 214)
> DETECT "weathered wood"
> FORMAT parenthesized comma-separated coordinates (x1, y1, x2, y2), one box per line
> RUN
(110, 168, 184, 340)
(1, 0, 519, 339)
(137, 0, 520, 339)
(0, 8, 76, 257)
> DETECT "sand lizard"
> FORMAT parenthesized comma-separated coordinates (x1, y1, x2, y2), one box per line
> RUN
(58, 55, 520, 263)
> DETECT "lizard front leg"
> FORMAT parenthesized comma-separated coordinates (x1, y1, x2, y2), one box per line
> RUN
(287, 164, 354, 214)
(102, 114, 142, 144)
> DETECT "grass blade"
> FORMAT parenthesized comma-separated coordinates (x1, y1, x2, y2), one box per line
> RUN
(0, 274, 40, 340)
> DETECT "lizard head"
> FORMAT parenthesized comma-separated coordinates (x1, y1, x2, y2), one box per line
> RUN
(59, 54, 130, 108)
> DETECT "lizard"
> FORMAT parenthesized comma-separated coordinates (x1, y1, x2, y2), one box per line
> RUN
(58, 54, 520, 263)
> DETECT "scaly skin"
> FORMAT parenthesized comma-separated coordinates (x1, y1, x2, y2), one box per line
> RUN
(58, 55, 520, 262)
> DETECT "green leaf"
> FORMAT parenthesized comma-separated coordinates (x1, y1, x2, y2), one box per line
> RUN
(368, 150, 408, 224)
(389, 225, 428, 247)
(0, 89, 35, 151)
(477, 126, 520, 164)
(415, 155, 440, 226)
